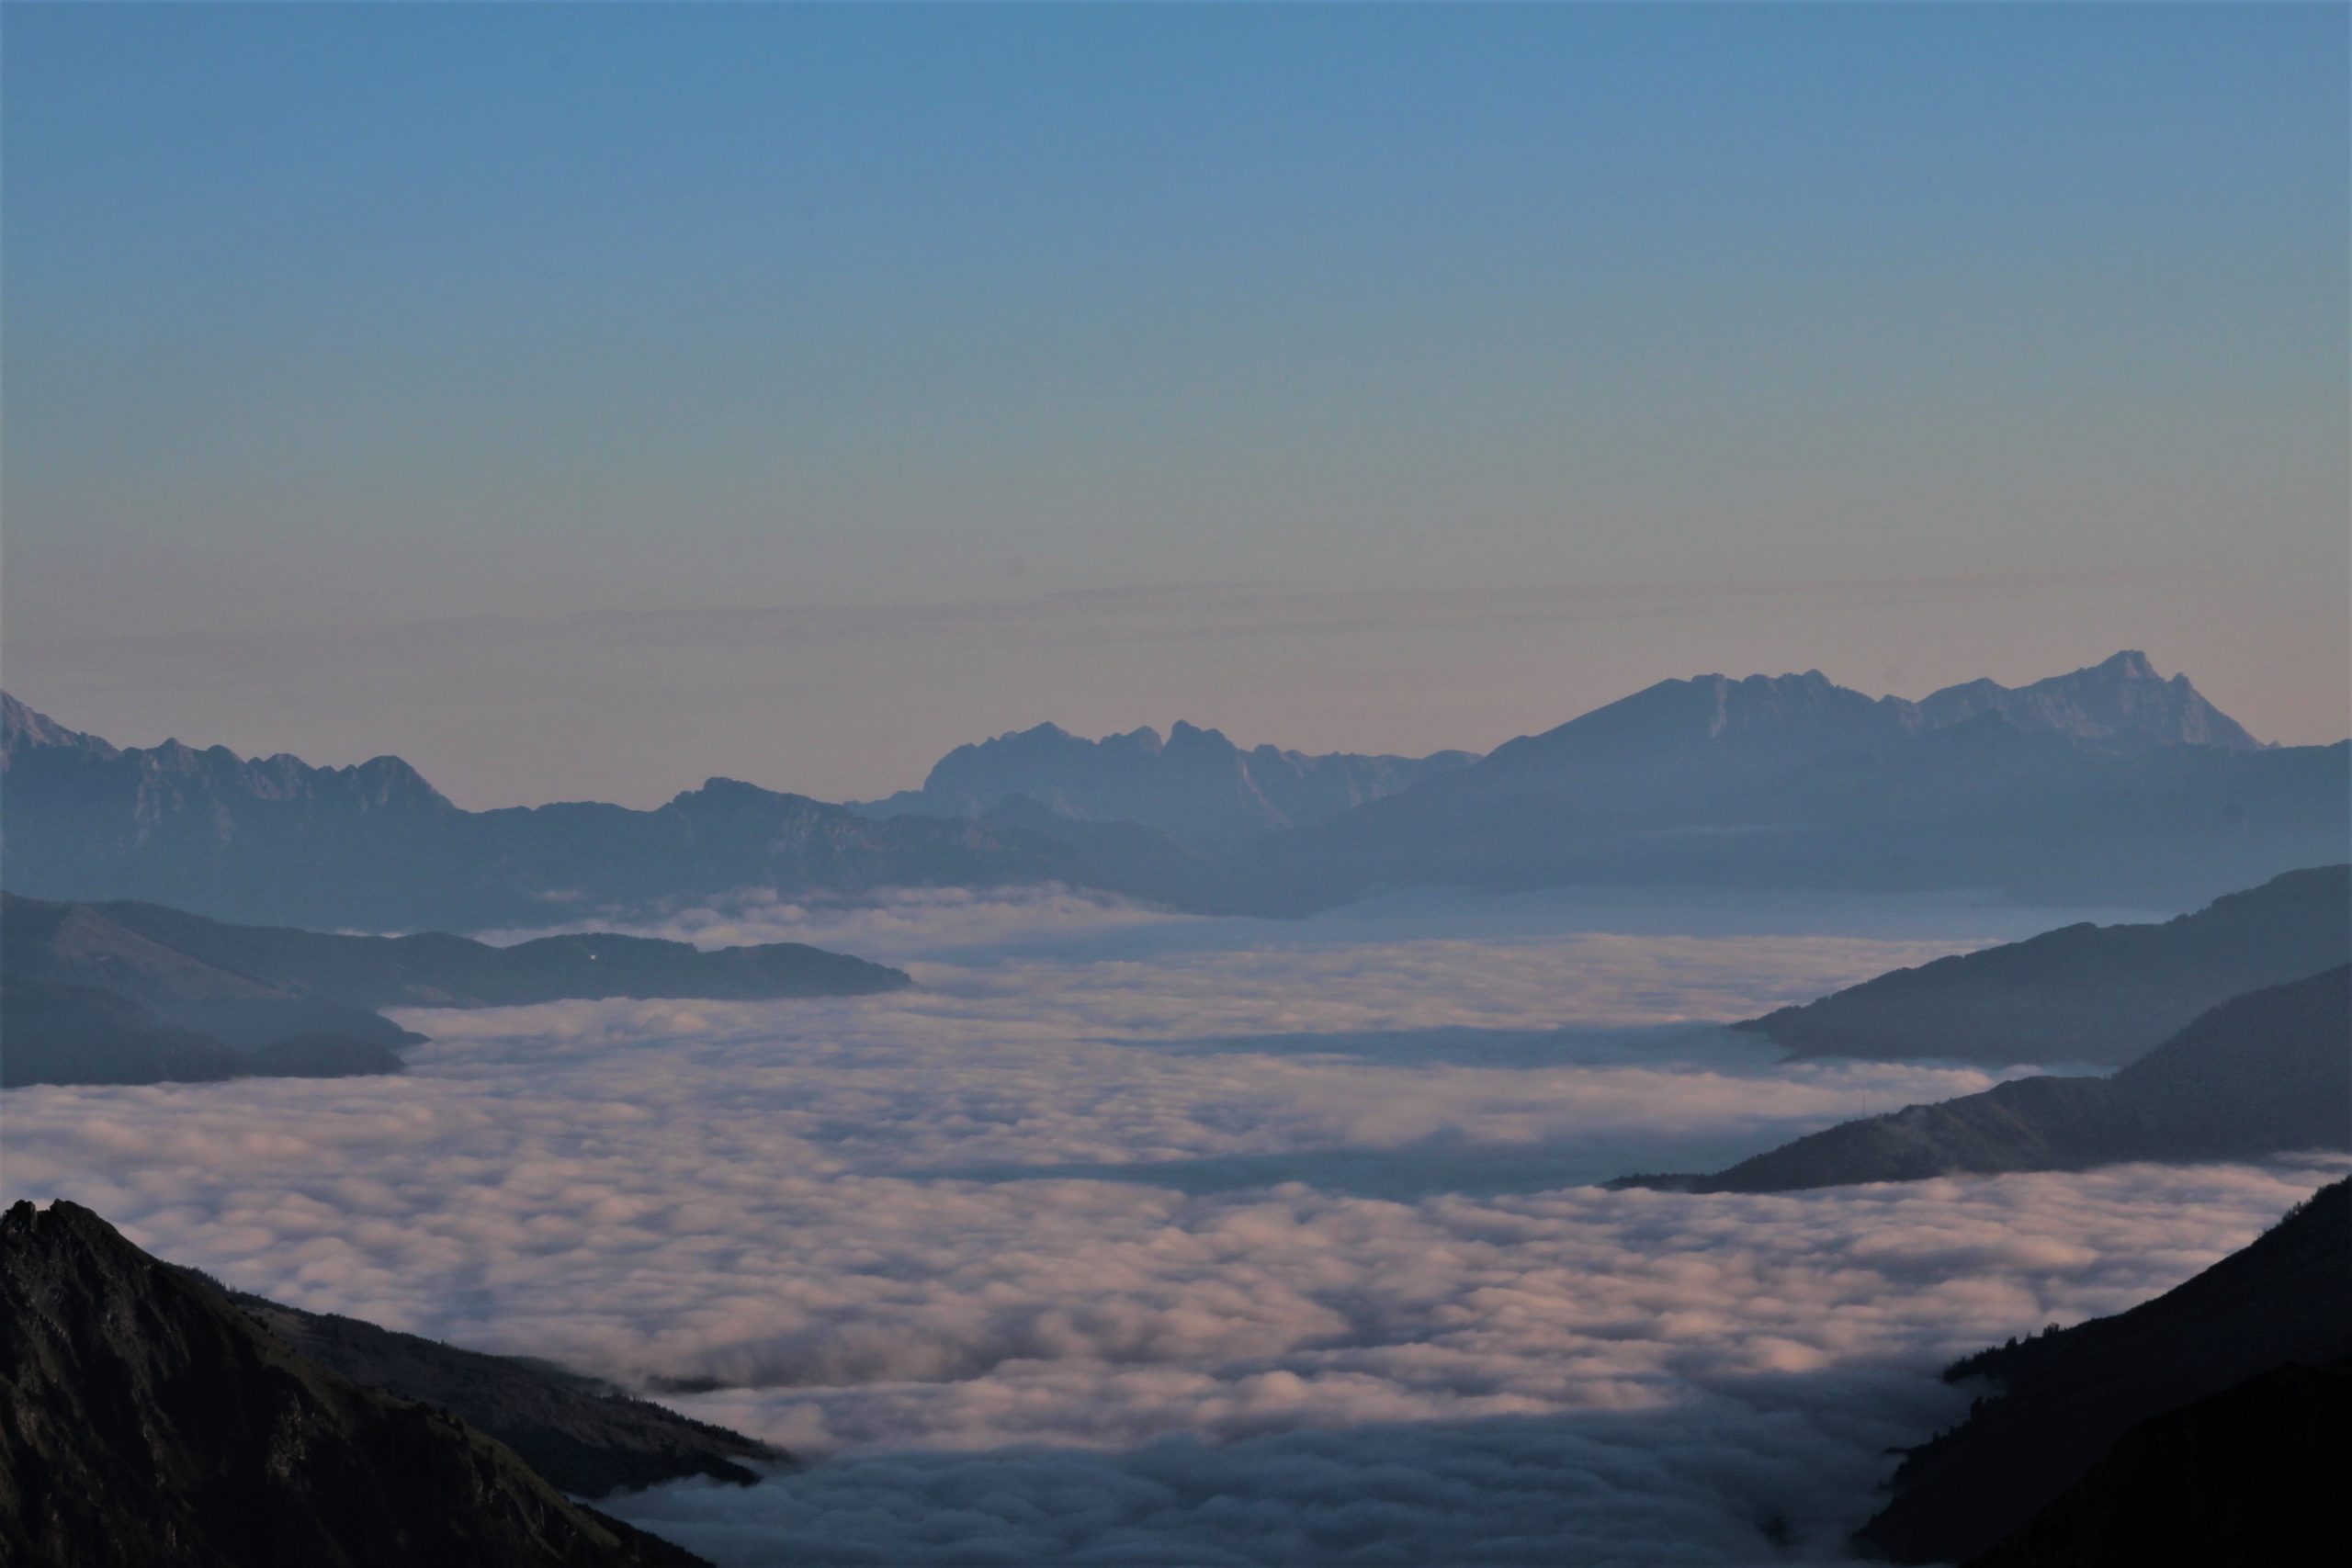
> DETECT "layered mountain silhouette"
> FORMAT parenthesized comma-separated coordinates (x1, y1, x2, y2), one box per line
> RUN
(1855, 1177, 2352, 1564)
(856, 720, 1476, 847)
(6, 652, 2342, 931)
(1618, 965, 2350, 1193)
(1737, 864, 2351, 1067)
(1261, 653, 2344, 913)
(1, 891, 910, 1088)
(0, 1199, 711, 1567)
(1, 690, 1182, 931)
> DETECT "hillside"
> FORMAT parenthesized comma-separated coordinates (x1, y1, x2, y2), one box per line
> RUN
(1962, 1355, 2352, 1568)
(232, 1294, 783, 1499)
(1736, 864, 2351, 1066)
(1854, 1177, 2352, 1564)
(0, 1200, 707, 1568)
(1619, 966, 2351, 1192)
(0, 891, 910, 1088)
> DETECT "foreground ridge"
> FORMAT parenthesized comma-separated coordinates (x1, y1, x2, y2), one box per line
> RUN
(0, 1200, 712, 1568)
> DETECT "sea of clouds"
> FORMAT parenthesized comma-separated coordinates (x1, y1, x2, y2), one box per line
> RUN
(4, 886, 2337, 1564)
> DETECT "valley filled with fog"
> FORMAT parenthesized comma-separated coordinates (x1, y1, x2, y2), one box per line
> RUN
(6, 886, 2338, 1564)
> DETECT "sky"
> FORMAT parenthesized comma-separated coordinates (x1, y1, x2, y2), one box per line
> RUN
(4, 3, 2346, 807)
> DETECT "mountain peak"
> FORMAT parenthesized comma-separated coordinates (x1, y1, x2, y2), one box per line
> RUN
(2095, 649, 2158, 679)
(1922, 652, 2258, 751)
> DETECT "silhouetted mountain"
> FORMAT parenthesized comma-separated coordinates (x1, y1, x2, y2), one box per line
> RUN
(1, 692, 1190, 931)
(232, 1295, 782, 1499)
(857, 720, 1476, 847)
(1618, 967, 2350, 1193)
(0, 1199, 707, 1568)
(1738, 865, 2350, 1066)
(1853, 1178, 2352, 1564)
(1250, 654, 2344, 915)
(7, 657, 2342, 930)
(6, 892, 910, 1010)
(4, 892, 424, 1050)
(0, 892, 910, 1087)
(1961, 1354, 2352, 1568)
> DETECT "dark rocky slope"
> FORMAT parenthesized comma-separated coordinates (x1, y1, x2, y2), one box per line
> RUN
(1854, 1178, 2352, 1564)
(233, 1293, 782, 1498)
(1962, 1354, 2352, 1568)
(1618, 965, 2349, 1193)
(1737, 864, 2350, 1067)
(0, 1200, 707, 1568)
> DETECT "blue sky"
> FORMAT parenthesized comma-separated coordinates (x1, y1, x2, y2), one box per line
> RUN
(4, 4, 2345, 804)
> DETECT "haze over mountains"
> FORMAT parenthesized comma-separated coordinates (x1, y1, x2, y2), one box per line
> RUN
(5, 652, 2344, 932)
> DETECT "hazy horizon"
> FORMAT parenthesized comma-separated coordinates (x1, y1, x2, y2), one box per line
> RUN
(6, 3, 2345, 807)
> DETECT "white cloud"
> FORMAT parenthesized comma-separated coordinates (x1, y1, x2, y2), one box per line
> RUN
(6, 903, 2334, 1564)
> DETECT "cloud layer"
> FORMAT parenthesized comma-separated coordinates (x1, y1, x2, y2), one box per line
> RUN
(6, 892, 2337, 1562)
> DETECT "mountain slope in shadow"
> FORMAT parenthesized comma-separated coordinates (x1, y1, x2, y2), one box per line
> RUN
(1617, 965, 2349, 1193)
(0, 890, 911, 1087)
(0, 1200, 707, 1568)
(232, 1293, 784, 1499)
(1962, 1353, 2352, 1568)
(1853, 1177, 2352, 1564)
(1736, 864, 2350, 1067)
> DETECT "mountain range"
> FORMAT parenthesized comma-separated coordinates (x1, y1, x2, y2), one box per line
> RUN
(0, 1200, 713, 1567)
(1855, 1177, 2352, 1564)
(6, 652, 2342, 931)
(854, 720, 1476, 847)
(1619, 964, 2351, 1193)
(1736, 863, 2351, 1067)
(0, 892, 910, 1088)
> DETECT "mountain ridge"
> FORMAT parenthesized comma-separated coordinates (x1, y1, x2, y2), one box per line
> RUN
(854, 717, 1476, 847)
(1853, 1177, 2352, 1564)
(1616, 964, 2351, 1193)
(0, 1199, 709, 1567)
(1735, 863, 2351, 1066)
(6, 652, 2340, 931)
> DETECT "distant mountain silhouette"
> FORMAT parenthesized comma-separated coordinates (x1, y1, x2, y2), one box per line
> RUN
(1618, 966, 2350, 1193)
(0, 1200, 707, 1567)
(0, 892, 910, 1088)
(0, 692, 1190, 930)
(857, 720, 1476, 847)
(1249, 653, 2344, 915)
(230, 1293, 783, 1499)
(6, 654, 2342, 930)
(1961, 1354, 2352, 1568)
(1854, 1178, 2352, 1564)
(1737, 864, 2350, 1067)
